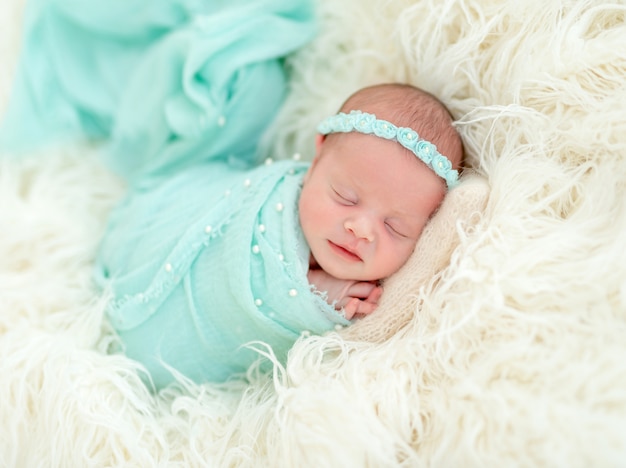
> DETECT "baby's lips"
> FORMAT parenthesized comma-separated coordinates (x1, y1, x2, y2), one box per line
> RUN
(329, 240, 363, 262)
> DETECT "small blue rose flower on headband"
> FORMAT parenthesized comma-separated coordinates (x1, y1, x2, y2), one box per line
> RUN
(397, 128, 419, 151)
(353, 112, 376, 134)
(372, 119, 397, 139)
(317, 111, 459, 188)
(415, 140, 436, 165)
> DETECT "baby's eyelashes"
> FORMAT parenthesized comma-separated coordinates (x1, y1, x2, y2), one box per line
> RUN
(384, 221, 411, 239)
(332, 187, 357, 205)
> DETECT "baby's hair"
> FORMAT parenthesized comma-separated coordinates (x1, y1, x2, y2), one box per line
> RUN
(338, 83, 463, 169)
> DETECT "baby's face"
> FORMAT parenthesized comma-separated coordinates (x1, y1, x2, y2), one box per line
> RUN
(299, 132, 446, 282)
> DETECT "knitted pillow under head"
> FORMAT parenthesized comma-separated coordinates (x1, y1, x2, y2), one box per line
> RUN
(340, 173, 490, 343)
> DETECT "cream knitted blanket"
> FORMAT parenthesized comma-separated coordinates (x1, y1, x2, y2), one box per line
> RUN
(1, 0, 625, 466)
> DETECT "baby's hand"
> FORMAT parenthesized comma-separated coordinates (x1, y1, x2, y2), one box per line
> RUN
(307, 269, 383, 320)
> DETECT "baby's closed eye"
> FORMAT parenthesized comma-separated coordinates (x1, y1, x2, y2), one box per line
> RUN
(384, 221, 408, 237)
(331, 186, 357, 205)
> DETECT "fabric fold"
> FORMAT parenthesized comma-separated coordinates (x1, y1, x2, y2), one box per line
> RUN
(1, 0, 315, 182)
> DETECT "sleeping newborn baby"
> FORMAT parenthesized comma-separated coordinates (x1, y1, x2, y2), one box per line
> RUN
(0, 0, 463, 390)
(96, 83, 464, 389)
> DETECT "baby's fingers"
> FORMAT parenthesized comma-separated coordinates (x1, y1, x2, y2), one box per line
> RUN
(342, 298, 360, 320)
(343, 295, 379, 320)
(354, 298, 378, 316)
(340, 284, 383, 320)
(365, 286, 383, 305)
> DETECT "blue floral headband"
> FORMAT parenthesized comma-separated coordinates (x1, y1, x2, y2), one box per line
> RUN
(317, 110, 459, 188)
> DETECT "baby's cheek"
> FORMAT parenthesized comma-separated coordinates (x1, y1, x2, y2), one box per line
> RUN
(298, 199, 313, 228)
(303, 192, 330, 225)
(298, 194, 323, 240)
(393, 241, 417, 271)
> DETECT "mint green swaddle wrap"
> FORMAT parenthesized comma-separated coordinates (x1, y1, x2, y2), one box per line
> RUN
(97, 159, 349, 389)
(1, 0, 350, 389)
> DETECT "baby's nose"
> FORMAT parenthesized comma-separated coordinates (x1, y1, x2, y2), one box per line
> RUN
(344, 216, 374, 242)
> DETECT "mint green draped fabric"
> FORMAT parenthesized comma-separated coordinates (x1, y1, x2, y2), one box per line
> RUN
(2, 0, 351, 389)
(1, 0, 315, 180)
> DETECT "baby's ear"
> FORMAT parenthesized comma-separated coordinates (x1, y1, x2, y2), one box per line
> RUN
(339, 172, 490, 343)
(305, 135, 326, 180)
(312, 134, 325, 163)
(315, 133, 325, 151)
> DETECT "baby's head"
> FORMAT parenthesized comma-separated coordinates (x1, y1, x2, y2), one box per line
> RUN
(299, 83, 463, 282)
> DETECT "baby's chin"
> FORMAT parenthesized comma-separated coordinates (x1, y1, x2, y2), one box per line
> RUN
(315, 257, 383, 283)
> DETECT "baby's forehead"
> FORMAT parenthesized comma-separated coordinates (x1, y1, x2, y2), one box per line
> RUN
(326, 131, 424, 168)
(329, 137, 442, 197)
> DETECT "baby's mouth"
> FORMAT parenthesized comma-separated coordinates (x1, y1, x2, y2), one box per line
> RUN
(328, 240, 362, 262)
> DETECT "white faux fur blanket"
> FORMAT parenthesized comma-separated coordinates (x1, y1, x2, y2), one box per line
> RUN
(2, 0, 626, 466)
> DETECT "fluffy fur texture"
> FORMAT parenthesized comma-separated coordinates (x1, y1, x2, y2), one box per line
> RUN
(2, 0, 626, 466)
